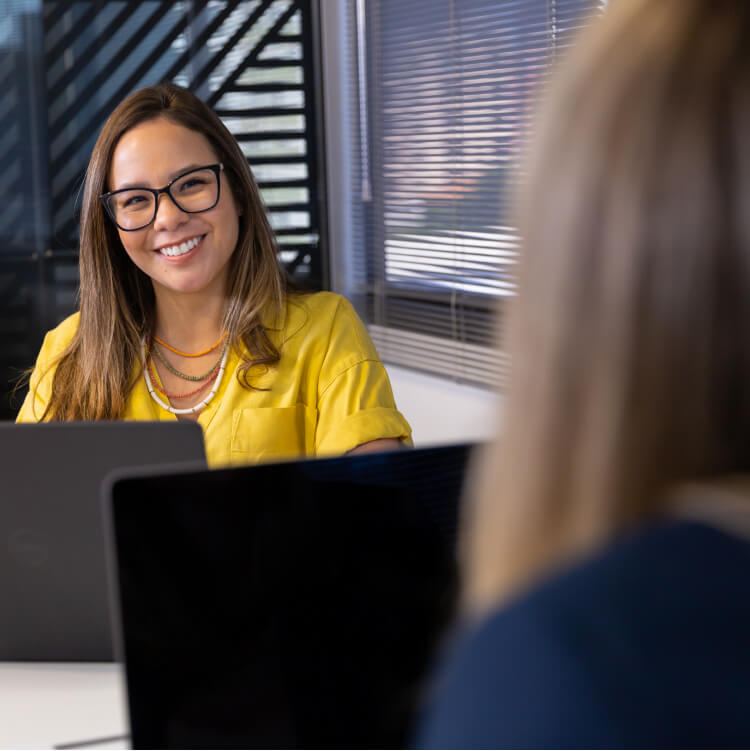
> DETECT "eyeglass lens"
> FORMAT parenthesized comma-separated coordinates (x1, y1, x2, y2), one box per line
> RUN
(107, 167, 219, 230)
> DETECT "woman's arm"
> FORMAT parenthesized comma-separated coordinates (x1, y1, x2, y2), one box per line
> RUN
(312, 294, 413, 455)
(347, 437, 403, 455)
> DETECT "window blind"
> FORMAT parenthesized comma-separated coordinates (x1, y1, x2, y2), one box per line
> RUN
(349, 0, 605, 387)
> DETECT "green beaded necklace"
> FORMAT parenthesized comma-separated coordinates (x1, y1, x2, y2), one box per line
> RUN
(151, 339, 228, 382)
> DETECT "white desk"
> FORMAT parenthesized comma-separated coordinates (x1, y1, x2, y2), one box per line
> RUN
(0, 663, 127, 749)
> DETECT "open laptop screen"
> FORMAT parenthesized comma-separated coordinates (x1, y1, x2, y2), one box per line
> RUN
(108, 443, 473, 749)
(0, 420, 206, 661)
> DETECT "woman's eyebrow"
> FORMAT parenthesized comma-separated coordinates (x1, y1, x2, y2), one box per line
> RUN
(167, 163, 206, 180)
(113, 164, 207, 191)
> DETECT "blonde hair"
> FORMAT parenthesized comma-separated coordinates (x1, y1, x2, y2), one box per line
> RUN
(35, 83, 288, 420)
(465, 0, 750, 613)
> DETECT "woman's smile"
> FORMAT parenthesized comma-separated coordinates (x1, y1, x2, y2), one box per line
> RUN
(155, 234, 206, 258)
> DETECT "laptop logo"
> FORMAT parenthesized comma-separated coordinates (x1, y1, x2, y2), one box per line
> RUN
(7, 529, 50, 567)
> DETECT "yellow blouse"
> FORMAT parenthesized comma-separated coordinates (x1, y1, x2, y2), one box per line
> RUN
(16, 292, 412, 467)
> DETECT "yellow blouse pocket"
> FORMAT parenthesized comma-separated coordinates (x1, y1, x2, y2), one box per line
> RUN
(230, 405, 317, 464)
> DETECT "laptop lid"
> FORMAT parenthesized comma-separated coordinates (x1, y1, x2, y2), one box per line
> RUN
(0, 421, 206, 661)
(107, 443, 473, 749)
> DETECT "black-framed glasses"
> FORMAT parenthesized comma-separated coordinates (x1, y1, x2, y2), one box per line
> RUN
(100, 163, 224, 231)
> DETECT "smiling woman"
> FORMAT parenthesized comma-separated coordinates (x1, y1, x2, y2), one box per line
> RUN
(16, 83, 412, 466)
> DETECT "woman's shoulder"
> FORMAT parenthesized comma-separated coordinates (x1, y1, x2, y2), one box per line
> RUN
(37, 311, 81, 361)
(276, 290, 382, 377)
(417, 520, 750, 748)
(493, 519, 750, 647)
(284, 291, 366, 340)
(286, 290, 355, 321)
(17, 312, 80, 422)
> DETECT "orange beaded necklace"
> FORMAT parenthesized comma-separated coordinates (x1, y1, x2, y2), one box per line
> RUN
(152, 330, 227, 358)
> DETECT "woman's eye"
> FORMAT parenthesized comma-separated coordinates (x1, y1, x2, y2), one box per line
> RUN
(180, 178, 207, 191)
(124, 195, 146, 207)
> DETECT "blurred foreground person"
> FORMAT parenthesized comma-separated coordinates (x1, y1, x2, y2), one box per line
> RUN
(417, 0, 750, 746)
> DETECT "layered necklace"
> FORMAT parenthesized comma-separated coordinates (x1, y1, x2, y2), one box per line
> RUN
(142, 331, 229, 416)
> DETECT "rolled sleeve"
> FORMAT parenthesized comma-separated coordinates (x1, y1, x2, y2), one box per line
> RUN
(313, 297, 412, 454)
(315, 358, 412, 455)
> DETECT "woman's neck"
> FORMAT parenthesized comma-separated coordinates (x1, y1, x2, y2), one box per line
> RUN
(152, 289, 227, 352)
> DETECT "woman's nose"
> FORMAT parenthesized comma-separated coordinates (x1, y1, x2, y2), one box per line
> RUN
(152, 193, 188, 232)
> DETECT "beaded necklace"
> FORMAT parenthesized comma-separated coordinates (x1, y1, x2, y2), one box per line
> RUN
(152, 338, 227, 382)
(146, 352, 221, 399)
(142, 336, 229, 416)
(153, 330, 227, 357)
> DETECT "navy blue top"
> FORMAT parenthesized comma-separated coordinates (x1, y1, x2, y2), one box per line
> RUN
(416, 521, 750, 748)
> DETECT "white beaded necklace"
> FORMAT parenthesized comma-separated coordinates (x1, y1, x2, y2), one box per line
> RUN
(141, 335, 229, 416)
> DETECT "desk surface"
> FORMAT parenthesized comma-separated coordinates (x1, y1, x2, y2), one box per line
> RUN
(0, 662, 127, 749)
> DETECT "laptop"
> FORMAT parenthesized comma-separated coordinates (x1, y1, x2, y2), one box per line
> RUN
(0, 421, 206, 661)
(105, 443, 474, 749)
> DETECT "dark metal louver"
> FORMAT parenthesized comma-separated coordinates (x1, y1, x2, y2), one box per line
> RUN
(44, 0, 324, 287)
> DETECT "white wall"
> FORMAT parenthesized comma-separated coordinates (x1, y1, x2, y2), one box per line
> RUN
(385, 363, 501, 448)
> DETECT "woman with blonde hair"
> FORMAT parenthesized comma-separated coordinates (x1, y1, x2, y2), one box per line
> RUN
(17, 83, 411, 465)
(418, 0, 750, 745)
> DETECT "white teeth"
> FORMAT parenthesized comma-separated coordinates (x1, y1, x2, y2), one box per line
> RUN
(159, 236, 201, 257)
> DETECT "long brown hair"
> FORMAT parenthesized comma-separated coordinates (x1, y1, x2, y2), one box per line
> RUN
(35, 82, 288, 420)
(465, 0, 750, 613)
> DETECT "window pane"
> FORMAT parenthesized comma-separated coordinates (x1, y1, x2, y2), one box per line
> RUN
(351, 0, 605, 386)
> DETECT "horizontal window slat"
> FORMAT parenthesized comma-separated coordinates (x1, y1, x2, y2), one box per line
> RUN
(235, 131, 308, 142)
(369, 324, 509, 388)
(215, 107, 306, 118)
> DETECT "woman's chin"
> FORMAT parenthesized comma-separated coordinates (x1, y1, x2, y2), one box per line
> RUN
(151, 270, 228, 300)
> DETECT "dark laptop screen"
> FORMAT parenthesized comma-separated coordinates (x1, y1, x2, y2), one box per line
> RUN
(108, 443, 473, 749)
(0, 420, 205, 661)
